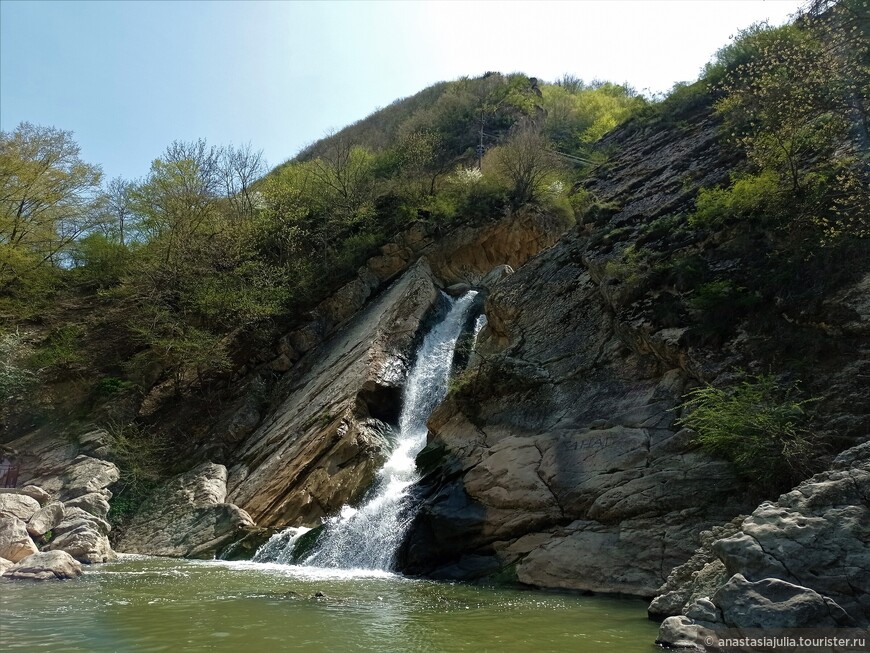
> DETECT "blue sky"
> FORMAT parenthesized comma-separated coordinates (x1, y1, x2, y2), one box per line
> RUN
(1, 0, 803, 182)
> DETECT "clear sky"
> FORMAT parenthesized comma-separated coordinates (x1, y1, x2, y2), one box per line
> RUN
(0, 0, 804, 182)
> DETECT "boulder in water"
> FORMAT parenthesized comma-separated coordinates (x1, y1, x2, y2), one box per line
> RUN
(4, 550, 83, 580)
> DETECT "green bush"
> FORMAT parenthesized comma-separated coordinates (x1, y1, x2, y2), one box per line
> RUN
(0, 330, 38, 401)
(677, 375, 815, 489)
(689, 171, 784, 229)
(70, 233, 133, 288)
(101, 420, 166, 530)
(687, 280, 753, 313)
(95, 376, 138, 397)
(29, 325, 86, 371)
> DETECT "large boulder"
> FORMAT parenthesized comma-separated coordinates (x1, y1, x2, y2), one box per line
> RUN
(64, 492, 111, 519)
(26, 501, 65, 538)
(0, 516, 39, 562)
(57, 455, 120, 500)
(4, 550, 82, 580)
(0, 493, 41, 521)
(117, 462, 255, 558)
(650, 441, 870, 627)
(46, 505, 115, 564)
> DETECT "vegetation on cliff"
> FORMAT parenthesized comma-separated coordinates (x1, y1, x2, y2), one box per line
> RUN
(1, 0, 867, 505)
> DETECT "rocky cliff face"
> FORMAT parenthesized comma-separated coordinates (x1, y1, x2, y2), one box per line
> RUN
(399, 237, 754, 593)
(212, 209, 569, 532)
(399, 107, 870, 602)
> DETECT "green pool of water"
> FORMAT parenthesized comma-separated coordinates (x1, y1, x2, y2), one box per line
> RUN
(0, 556, 660, 652)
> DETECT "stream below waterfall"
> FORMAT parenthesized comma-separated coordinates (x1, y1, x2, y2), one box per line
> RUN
(0, 555, 660, 652)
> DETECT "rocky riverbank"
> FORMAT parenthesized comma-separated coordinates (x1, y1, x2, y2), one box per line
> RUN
(0, 430, 119, 579)
(653, 441, 870, 646)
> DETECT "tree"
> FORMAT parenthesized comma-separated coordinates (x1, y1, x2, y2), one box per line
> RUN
(488, 121, 560, 207)
(0, 123, 103, 290)
(99, 176, 136, 246)
(714, 4, 869, 238)
(218, 142, 265, 221)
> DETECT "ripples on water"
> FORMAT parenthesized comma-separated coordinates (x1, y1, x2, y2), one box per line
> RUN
(0, 556, 658, 652)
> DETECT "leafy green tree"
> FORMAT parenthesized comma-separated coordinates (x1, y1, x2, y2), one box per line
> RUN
(487, 121, 561, 207)
(98, 176, 137, 246)
(542, 82, 645, 154)
(0, 122, 103, 292)
(714, 4, 869, 238)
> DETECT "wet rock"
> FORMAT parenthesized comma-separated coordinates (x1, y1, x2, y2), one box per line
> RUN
(117, 462, 255, 558)
(4, 550, 82, 580)
(0, 493, 41, 521)
(0, 516, 39, 562)
(26, 501, 65, 537)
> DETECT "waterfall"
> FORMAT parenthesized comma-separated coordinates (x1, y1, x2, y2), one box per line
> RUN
(284, 290, 479, 571)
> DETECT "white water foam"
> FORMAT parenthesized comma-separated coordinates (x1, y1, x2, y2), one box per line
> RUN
(259, 291, 479, 572)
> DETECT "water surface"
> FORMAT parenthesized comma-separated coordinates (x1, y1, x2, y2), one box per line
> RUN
(1, 556, 660, 652)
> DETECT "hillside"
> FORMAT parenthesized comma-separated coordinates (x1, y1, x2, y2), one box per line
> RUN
(1, 0, 869, 646)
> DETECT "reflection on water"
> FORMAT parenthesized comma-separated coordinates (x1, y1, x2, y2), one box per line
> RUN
(0, 556, 659, 652)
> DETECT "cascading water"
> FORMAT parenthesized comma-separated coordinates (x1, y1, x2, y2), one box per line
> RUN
(264, 290, 480, 571)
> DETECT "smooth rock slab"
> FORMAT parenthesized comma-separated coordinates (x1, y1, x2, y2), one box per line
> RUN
(713, 574, 856, 628)
(26, 501, 64, 537)
(4, 550, 82, 580)
(0, 555, 13, 575)
(0, 493, 41, 521)
(0, 516, 39, 562)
